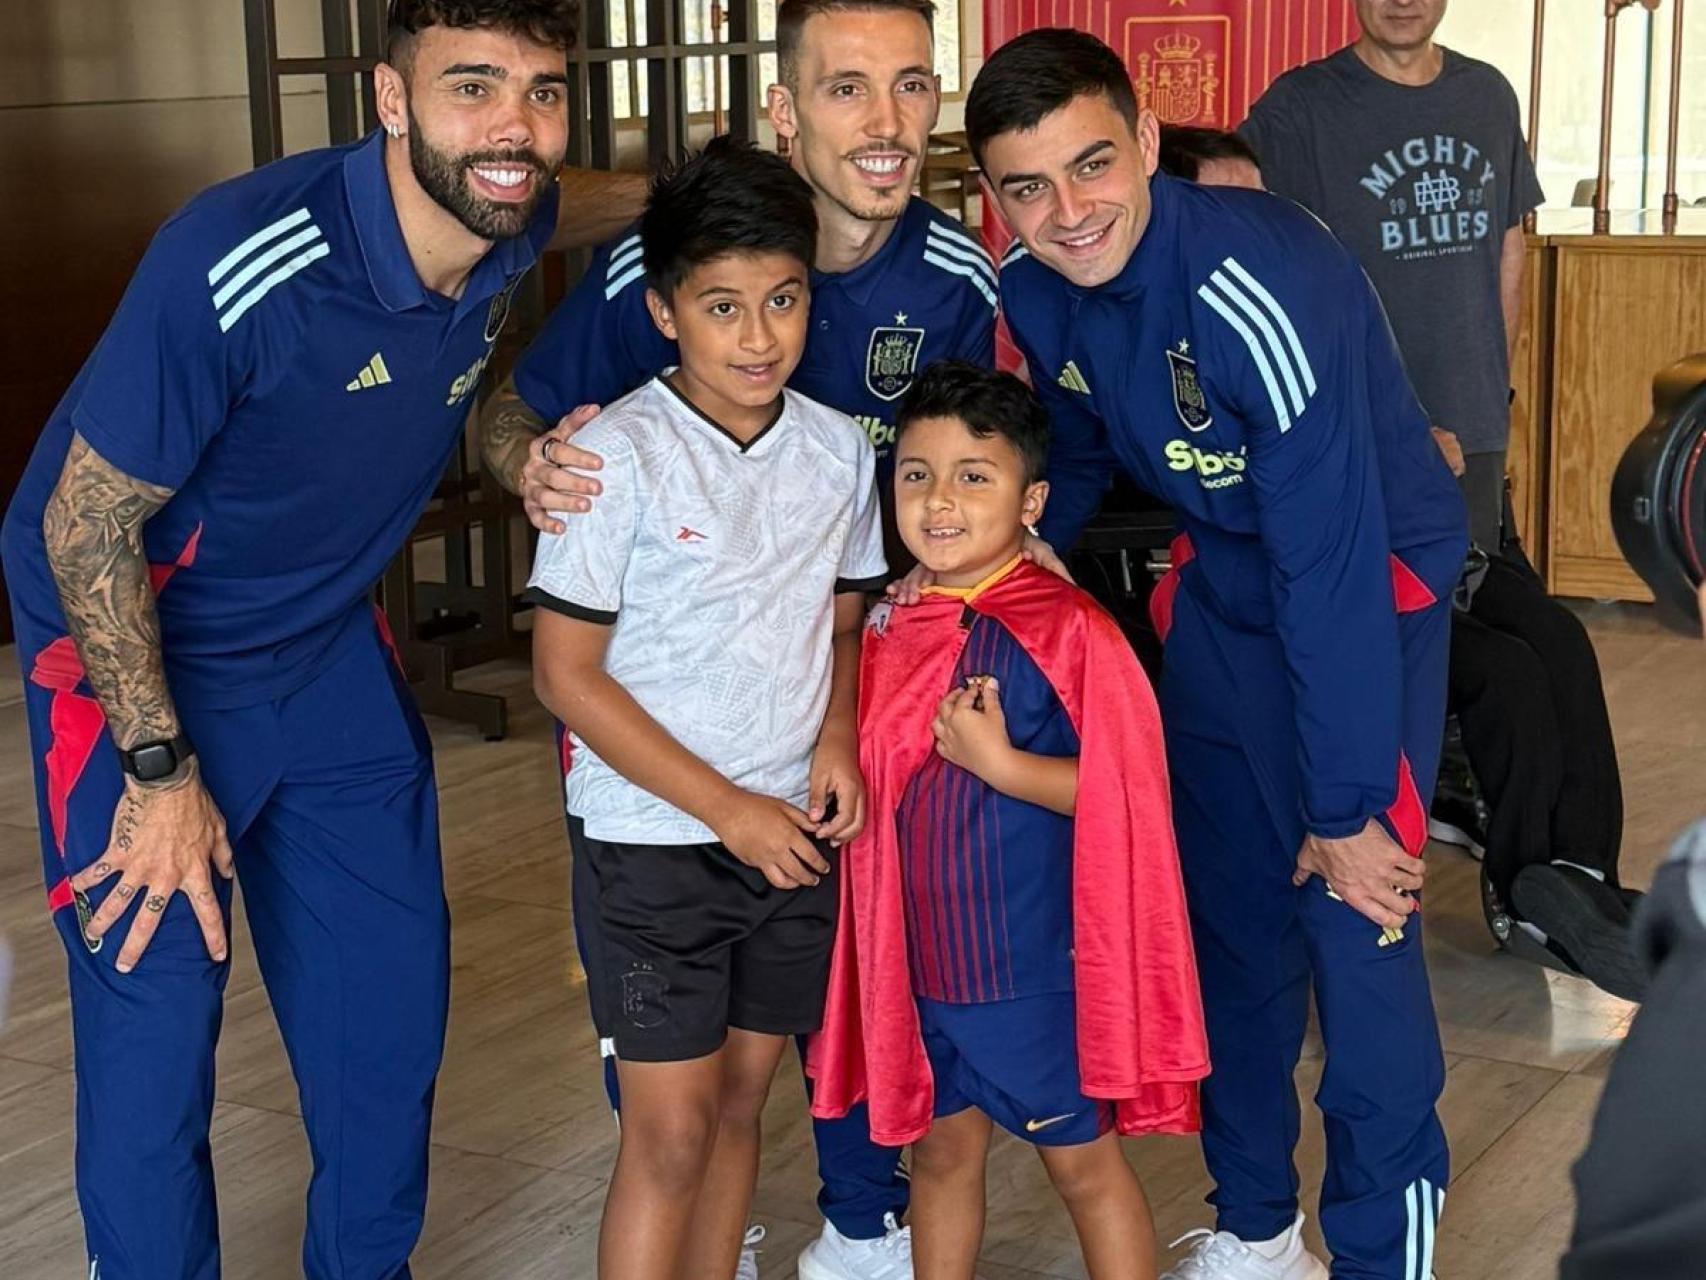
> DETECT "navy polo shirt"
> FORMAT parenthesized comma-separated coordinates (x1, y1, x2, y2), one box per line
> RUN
(1, 130, 556, 708)
(511, 195, 997, 471)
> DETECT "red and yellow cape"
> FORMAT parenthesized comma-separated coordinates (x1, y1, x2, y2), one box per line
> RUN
(808, 558, 1210, 1145)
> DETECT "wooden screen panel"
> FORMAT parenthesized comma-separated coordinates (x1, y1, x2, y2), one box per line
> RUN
(1547, 241, 1706, 601)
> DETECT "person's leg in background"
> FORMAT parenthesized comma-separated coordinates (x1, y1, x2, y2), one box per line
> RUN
(235, 632, 449, 1279)
(1454, 557, 1645, 999)
(1447, 609, 1563, 901)
(1458, 450, 1507, 553)
(797, 1077, 915, 1279)
(1470, 555, 1625, 883)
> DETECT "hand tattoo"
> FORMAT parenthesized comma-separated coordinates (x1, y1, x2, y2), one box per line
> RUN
(144, 895, 166, 913)
(476, 373, 546, 497)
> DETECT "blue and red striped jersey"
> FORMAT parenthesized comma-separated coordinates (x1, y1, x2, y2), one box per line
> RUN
(896, 614, 1079, 1004)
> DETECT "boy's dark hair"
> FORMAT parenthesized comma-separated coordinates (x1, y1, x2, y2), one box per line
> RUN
(641, 135, 819, 299)
(387, 1, 579, 70)
(776, 0, 936, 91)
(1158, 124, 1261, 181)
(897, 361, 1050, 484)
(964, 29, 1137, 169)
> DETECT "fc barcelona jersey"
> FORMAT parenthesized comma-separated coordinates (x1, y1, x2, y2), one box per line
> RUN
(895, 615, 1079, 1004)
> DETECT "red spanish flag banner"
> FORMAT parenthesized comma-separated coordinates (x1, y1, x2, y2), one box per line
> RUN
(983, 0, 1362, 129)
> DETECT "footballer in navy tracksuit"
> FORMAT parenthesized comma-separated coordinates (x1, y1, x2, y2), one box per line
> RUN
(1001, 169, 1467, 1276)
(512, 194, 996, 1242)
(0, 130, 554, 1278)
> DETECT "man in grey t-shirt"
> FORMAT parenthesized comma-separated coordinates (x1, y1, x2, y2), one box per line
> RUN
(1241, 0, 1543, 552)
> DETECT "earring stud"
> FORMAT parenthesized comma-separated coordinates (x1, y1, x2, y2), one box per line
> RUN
(386, 122, 401, 138)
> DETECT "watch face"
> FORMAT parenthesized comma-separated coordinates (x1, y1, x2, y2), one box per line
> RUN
(131, 742, 178, 782)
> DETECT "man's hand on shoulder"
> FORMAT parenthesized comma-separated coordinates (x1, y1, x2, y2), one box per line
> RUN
(523, 405, 606, 534)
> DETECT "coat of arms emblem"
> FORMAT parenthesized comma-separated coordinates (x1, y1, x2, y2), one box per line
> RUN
(1167, 343, 1213, 431)
(866, 314, 926, 402)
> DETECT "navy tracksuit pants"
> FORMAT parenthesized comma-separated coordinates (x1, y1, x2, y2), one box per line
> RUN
(1161, 578, 1452, 1280)
(17, 621, 447, 1280)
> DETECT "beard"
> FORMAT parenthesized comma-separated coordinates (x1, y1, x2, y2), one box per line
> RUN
(406, 108, 558, 241)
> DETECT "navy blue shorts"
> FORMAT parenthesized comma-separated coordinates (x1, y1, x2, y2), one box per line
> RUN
(919, 992, 1112, 1147)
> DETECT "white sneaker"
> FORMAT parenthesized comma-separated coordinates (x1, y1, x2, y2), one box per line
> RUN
(734, 1223, 766, 1280)
(1161, 1213, 1329, 1280)
(796, 1212, 914, 1280)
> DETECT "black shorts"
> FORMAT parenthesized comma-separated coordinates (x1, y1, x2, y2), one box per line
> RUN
(569, 817, 839, 1063)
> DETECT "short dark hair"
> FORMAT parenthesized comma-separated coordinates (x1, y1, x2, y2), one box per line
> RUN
(386, 1, 579, 69)
(965, 28, 1137, 169)
(776, 0, 936, 91)
(897, 361, 1050, 484)
(641, 135, 818, 299)
(1158, 124, 1261, 181)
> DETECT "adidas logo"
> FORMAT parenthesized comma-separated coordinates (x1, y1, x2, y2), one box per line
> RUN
(346, 352, 393, 392)
(1057, 361, 1091, 395)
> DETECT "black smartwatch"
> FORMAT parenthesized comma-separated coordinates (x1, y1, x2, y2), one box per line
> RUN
(119, 733, 195, 783)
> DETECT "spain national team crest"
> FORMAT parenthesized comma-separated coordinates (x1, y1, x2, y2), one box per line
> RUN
(866, 313, 925, 402)
(1167, 342, 1212, 431)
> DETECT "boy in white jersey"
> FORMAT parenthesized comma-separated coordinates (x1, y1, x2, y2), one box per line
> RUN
(526, 136, 886, 1280)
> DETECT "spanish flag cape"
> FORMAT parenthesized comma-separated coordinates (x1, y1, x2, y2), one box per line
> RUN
(807, 558, 1210, 1145)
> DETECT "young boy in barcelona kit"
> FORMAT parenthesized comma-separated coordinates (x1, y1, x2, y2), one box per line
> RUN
(526, 137, 887, 1280)
(809, 360, 1210, 1279)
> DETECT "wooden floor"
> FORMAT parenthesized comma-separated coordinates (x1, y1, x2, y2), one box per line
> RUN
(0, 601, 1700, 1279)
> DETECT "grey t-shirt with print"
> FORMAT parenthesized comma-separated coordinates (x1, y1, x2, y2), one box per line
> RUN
(1241, 47, 1544, 455)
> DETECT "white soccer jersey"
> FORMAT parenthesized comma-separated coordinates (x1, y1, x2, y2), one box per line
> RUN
(526, 376, 888, 844)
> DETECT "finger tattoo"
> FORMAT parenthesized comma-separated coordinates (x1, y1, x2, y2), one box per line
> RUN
(116, 884, 135, 899)
(93, 862, 111, 877)
(144, 894, 166, 913)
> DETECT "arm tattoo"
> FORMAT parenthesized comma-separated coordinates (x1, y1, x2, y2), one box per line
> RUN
(42, 433, 181, 751)
(478, 373, 546, 497)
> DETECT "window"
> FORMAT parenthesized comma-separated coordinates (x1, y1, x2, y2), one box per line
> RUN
(601, 0, 964, 122)
(1436, 1, 1706, 210)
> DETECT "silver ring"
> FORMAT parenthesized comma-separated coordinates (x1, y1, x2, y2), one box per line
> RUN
(541, 438, 559, 466)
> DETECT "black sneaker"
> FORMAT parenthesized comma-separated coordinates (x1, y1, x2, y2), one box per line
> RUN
(1509, 864, 1648, 1002)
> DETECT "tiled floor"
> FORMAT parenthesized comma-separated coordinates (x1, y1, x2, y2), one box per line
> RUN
(0, 599, 1699, 1278)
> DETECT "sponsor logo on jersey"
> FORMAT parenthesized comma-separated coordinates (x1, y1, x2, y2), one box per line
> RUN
(1167, 340, 1212, 431)
(854, 414, 896, 452)
(345, 351, 393, 392)
(676, 526, 708, 543)
(866, 312, 925, 401)
(1057, 360, 1091, 395)
(1164, 438, 1246, 490)
(446, 349, 493, 406)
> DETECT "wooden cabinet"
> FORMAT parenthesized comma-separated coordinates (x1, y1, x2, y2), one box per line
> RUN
(1502, 212, 1706, 602)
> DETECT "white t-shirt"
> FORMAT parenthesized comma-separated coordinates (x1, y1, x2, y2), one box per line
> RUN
(526, 376, 888, 844)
